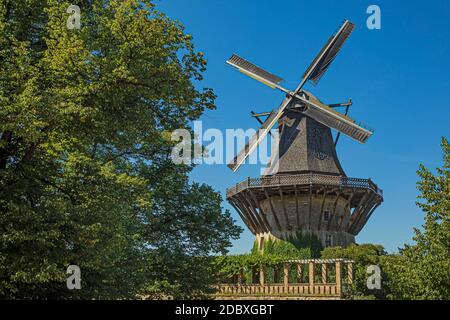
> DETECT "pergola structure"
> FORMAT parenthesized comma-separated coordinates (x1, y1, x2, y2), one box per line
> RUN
(216, 258, 354, 299)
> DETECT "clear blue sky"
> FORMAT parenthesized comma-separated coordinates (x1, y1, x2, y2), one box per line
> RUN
(157, 0, 450, 254)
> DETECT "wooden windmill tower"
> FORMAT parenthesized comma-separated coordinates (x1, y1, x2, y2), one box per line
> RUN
(226, 20, 383, 248)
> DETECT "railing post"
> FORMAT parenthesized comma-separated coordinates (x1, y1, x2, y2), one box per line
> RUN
(335, 261, 342, 296)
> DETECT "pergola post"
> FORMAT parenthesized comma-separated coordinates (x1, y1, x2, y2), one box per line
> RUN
(284, 263, 289, 290)
(322, 263, 327, 283)
(335, 261, 342, 296)
(259, 264, 265, 286)
(309, 261, 315, 292)
(347, 262, 353, 285)
(297, 263, 302, 283)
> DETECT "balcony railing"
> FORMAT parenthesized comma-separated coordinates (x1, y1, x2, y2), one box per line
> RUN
(226, 173, 383, 198)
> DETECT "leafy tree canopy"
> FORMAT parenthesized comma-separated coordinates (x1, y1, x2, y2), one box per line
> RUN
(0, 0, 241, 299)
(322, 138, 450, 300)
(321, 243, 389, 299)
(388, 137, 450, 300)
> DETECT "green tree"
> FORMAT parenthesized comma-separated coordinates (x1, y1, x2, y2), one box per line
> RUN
(321, 244, 389, 299)
(323, 138, 450, 300)
(388, 137, 450, 299)
(0, 0, 241, 299)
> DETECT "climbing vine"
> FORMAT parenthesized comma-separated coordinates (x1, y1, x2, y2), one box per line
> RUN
(213, 235, 317, 282)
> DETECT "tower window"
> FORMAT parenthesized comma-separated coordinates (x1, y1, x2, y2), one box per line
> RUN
(324, 210, 330, 221)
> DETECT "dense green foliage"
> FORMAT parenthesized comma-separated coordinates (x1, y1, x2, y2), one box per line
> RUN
(321, 243, 389, 299)
(215, 235, 317, 284)
(0, 0, 241, 299)
(250, 233, 322, 257)
(214, 250, 312, 285)
(322, 137, 450, 300)
(384, 137, 450, 299)
(284, 232, 323, 258)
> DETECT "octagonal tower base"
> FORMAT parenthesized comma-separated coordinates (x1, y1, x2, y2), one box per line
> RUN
(226, 101, 383, 249)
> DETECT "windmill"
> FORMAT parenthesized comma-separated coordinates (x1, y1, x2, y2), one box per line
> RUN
(225, 20, 383, 248)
